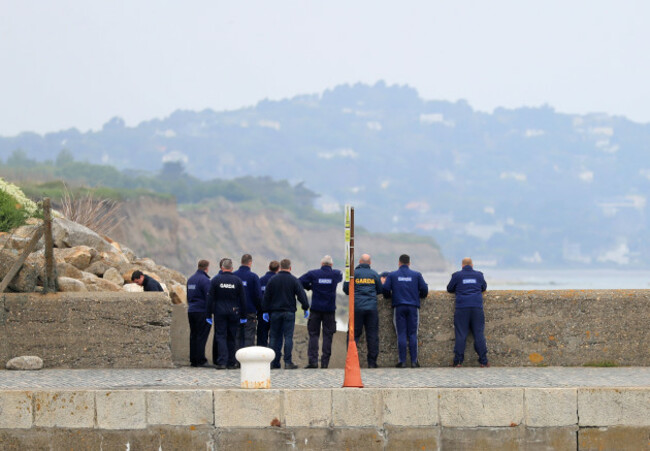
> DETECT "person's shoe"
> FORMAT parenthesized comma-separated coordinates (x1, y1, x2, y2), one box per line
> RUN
(285, 362, 298, 370)
(411, 361, 421, 368)
(452, 362, 462, 368)
(215, 364, 227, 370)
(305, 363, 318, 369)
(395, 362, 407, 368)
(480, 362, 491, 368)
(368, 362, 378, 369)
(271, 364, 281, 370)
(321, 364, 328, 369)
(196, 362, 213, 368)
(227, 364, 240, 370)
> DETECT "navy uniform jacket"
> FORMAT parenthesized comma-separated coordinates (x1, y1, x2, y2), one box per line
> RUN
(299, 266, 343, 312)
(186, 270, 210, 313)
(207, 272, 247, 318)
(233, 265, 262, 315)
(446, 265, 487, 309)
(143, 274, 164, 292)
(382, 265, 428, 308)
(262, 271, 310, 313)
(259, 271, 277, 293)
(343, 264, 382, 311)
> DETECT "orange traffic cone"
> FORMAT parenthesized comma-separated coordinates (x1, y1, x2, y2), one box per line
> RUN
(342, 337, 364, 388)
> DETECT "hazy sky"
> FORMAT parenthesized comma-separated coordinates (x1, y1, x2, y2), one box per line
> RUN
(1, 1, 648, 135)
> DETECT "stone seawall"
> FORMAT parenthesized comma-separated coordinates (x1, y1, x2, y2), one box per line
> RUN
(1, 387, 648, 449)
(367, 290, 650, 367)
(0, 292, 173, 368)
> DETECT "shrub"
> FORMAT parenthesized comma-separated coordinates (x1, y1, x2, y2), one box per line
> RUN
(0, 178, 38, 232)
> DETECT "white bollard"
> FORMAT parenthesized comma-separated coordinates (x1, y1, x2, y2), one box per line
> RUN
(235, 346, 276, 389)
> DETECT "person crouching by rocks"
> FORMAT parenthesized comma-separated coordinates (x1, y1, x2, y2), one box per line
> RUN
(131, 270, 163, 292)
(343, 253, 383, 368)
(299, 255, 342, 369)
(186, 259, 212, 368)
(382, 254, 428, 368)
(262, 258, 310, 370)
(446, 257, 489, 368)
(207, 258, 247, 370)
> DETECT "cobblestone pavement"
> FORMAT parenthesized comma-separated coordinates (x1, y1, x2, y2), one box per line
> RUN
(0, 367, 648, 390)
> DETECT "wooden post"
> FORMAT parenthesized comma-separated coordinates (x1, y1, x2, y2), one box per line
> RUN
(42, 198, 58, 293)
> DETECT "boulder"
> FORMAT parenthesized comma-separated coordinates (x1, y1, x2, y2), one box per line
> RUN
(89, 277, 121, 292)
(55, 246, 96, 270)
(121, 246, 137, 262)
(57, 276, 87, 292)
(103, 267, 124, 286)
(0, 250, 38, 292)
(56, 261, 83, 279)
(86, 260, 110, 276)
(123, 283, 144, 293)
(0, 223, 44, 252)
(154, 265, 187, 286)
(91, 249, 129, 267)
(52, 217, 114, 252)
(6, 355, 44, 370)
(134, 258, 157, 272)
(169, 283, 187, 304)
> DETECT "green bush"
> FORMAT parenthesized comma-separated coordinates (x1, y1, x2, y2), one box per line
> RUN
(0, 189, 29, 232)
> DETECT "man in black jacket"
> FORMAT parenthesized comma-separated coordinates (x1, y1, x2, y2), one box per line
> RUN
(186, 259, 211, 367)
(207, 258, 247, 370)
(262, 258, 310, 369)
(131, 270, 163, 292)
(343, 253, 383, 368)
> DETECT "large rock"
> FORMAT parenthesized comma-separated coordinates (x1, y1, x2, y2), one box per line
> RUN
(56, 261, 83, 279)
(121, 246, 136, 262)
(123, 283, 144, 292)
(0, 250, 38, 292)
(103, 267, 124, 286)
(57, 276, 88, 292)
(169, 283, 187, 305)
(86, 260, 110, 276)
(88, 277, 122, 292)
(0, 223, 44, 252)
(5, 355, 43, 370)
(55, 246, 97, 270)
(52, 217, 114, 252)
(155, 265, 187, 286)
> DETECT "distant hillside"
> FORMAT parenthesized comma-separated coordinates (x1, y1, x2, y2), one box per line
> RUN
(3, 82, 650, 268)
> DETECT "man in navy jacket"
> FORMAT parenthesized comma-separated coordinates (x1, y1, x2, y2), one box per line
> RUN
(186, 259, 212, 367)
(257, 260, 280, 347)
(343, 253, 383, 368)
(233, 254, 262, 348)
(299, 255, 343, 369)
(383, 254, 428, 368)
(207, 258, 247, 370)
(446, 257, 489, 367)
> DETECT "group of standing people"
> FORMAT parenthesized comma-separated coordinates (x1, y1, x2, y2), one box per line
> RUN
(182, 252, 490, 369)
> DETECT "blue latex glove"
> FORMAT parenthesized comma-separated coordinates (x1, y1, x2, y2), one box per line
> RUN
(206, 318, 213, 325)
(240, 318, 247, 324)
(262, 313, 269, 322)
(304, 311, 310, 319)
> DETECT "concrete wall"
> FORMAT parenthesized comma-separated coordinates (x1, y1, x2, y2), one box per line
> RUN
(369, 289, 650, 367)
(0, 292, 173, 368)
(1, 387, 648, 449)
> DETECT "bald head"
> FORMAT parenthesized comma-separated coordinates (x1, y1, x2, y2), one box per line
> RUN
(462, 257, 473, 268)
(359, 254, 371, 265)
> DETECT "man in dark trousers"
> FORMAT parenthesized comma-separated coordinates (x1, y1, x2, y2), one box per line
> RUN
(343, 253, 383, 368)
(131, 270, 163, 292)
(262, 258, 309, 370)
(257, 260, 280, 347)
(207, 258, 247, 370)
(383, 254, 428, 368)
(446, 257, 489, 368)
(233, 253, 262, 348)
(299, 255, 342, 369)
(186, 259, 212, 367)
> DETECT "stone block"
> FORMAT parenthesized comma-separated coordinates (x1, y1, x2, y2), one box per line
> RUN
(214, 428, 295, 450)
(384, 426, 440, 451)
(146, 390, 213, 425)
(283, 389, 331, 427)
(0, 391, 33, 428)
(96, 390, 146, 429)
(439, 388, 524, 427)
(213, 389, 281, 427)
(383, 388, 438, 426)
(578, 388, 650, 426)
(441, 426, 577, 450)
(579, 426, 650, 451)
(332, 388, 383, 427)
(292, 427, 386, 450)
(33, 390, 94, 428)
(524, 388, 577, 426)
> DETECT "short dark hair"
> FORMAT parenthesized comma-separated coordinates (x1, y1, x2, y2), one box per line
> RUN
(399, 254, 410, 265)
(241, 254, 252, 265)
(380, 271, 390, 278)
(269, 260, 280, 272)
(219, 258, 226, 268)
(280, 258, 291, 270)
(131, 270, 143, 281)
(221, 258, 233, 270)
(197, 260, 209, 270)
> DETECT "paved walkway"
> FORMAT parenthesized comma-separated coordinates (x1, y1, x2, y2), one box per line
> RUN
(1, 367, 648, 390)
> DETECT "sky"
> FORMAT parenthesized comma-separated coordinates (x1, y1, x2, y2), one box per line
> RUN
(1, 1, 649, 136)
